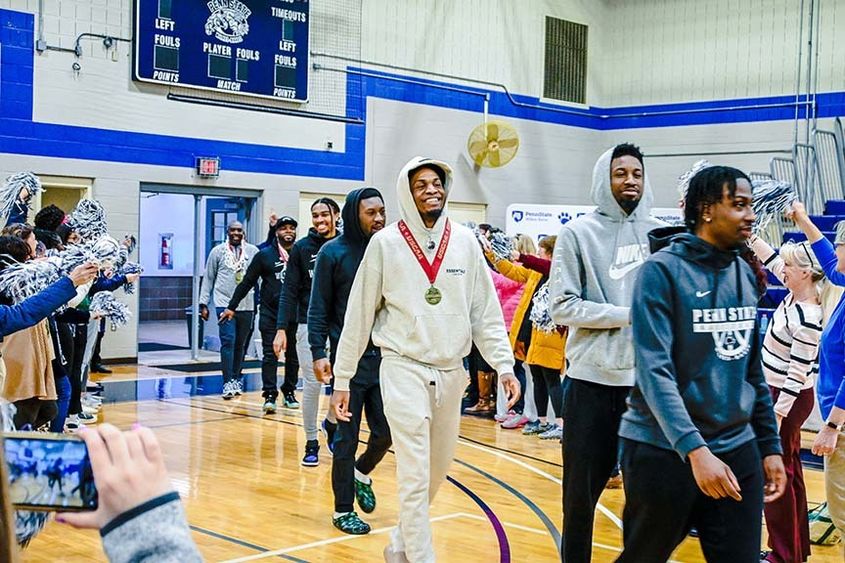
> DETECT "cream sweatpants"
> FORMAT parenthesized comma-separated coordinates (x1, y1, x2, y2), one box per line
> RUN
(380, 355, 467, 563)
(825, 429, 845, 560)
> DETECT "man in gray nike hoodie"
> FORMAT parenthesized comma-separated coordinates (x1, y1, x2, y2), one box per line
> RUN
(549, 143, 664, 563)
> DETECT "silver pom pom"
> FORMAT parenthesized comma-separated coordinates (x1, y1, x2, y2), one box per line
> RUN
(90, 291, 131, 327)
(751, 179, 797, 234)
(529, 282, 557, 334)
(677, 159, 713, 201)
(118, 261, 143, 294)
(0, 258, 63, 304)
(474, 229, 514, 263)
(0, 172, 43, 225)
(68, 200, 108, 242)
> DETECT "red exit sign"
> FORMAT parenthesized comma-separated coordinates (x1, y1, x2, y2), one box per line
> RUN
(196, 157, 220, 177)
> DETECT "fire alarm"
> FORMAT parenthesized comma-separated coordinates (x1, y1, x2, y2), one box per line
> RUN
(196, 157, 220, 177)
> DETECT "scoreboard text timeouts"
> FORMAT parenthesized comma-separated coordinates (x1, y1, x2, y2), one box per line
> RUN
(134, 0, 310, 102)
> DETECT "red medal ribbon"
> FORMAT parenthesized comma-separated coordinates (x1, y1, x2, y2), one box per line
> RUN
(398, 219, 451, 286)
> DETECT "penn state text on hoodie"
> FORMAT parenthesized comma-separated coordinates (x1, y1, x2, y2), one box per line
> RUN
(308, 187, 382, 363)
(549, 147, 665, 387)
(331, 157, 514, 392)
(276, 226, 336, 329)
(619, 227, 782, 460)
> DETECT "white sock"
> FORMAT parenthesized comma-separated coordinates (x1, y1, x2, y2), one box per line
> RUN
(354, 468, 371, 484)
(334, 511, 351, 519)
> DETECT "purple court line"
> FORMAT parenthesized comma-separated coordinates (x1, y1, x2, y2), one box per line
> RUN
(446, 475, 511, 563)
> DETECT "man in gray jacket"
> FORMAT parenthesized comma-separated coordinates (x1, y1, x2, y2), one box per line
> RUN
(549, 143, 664, 562)
(199, 221, 260, 399)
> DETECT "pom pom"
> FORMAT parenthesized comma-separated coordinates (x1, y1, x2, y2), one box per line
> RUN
(474, 229, 514, 263)
(90, 291, 131, 327)
(0, 258, 63, 304)
(118, 261, 143, 294)
(68, 199, 108, 242)
(529, 282, 557, 334)
(677, 159, 713, 201)
(0, 172, 43, 224)
(751, 179, 797, 234)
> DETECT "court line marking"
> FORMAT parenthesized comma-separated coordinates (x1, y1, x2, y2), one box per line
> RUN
(456, 438, 624, 530)
(455, 512, 547, 535)
(189, 525, 308, 563)
(219, 513, 466, 562)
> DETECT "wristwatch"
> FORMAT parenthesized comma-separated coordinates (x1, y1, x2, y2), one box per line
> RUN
(826, 420, 843, 432)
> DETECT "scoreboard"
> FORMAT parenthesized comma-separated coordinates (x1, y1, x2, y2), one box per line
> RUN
(134, 0, 310, 102)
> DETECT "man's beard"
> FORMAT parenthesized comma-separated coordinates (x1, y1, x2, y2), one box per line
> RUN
(423, 208, 444, 223)
(618, 199, 640, 215)
(277, 234, 294, 247)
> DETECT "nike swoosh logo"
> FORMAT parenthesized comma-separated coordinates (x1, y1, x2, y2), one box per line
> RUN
(696, 290, 711, 298)
(608, 261, 643, 280)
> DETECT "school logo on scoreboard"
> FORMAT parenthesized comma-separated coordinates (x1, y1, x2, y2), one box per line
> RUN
(205, 0, 251, 44)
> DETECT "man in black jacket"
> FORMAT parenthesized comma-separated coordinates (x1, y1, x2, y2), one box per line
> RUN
(274, 198, 340, 466)
(309, 188, 391, 535)
(221, 216, 298, 413)
(618, 166, 786, 561)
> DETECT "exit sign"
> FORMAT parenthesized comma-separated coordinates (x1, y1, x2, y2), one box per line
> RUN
(196, 157, 220, 177)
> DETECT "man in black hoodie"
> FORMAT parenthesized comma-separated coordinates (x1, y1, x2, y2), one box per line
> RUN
(617, 165, 786, 562)
(308, 187, 391, 535)
(221, 215, 298, 413)
(274, 197, 340, 467)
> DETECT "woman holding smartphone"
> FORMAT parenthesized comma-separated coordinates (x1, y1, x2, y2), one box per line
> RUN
(789, 201, 845, 559)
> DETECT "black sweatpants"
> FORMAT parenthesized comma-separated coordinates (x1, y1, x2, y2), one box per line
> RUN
(332, 354, 392, 513)
(282, 324, 299, 394)
(617, 439, 764, 563)
(68, 322, 88, 415)
(530, 364, 563, 419)
(561, 378, 630, 563)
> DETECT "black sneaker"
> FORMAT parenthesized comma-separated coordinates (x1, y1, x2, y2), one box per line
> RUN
(322, 418, 337, 455)
(332, 511, 371, 535)
(355, 477, 377, 514)
(91, 364, 112, 374)
(283, 391, 300, 409)
(301, 440, 319, 467)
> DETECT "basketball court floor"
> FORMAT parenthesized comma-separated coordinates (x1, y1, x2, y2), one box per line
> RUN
(20, 365, 843, 562)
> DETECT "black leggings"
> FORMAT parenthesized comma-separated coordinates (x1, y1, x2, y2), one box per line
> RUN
(528, 364, 563, 419)
(67, 322, 88, 415)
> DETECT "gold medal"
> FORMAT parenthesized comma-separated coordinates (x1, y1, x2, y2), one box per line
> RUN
(425, 286, 442, 305)
(236, 271, 244, 283)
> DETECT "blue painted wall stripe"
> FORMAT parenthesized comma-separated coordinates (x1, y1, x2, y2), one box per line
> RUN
(3, 8, 845, 179)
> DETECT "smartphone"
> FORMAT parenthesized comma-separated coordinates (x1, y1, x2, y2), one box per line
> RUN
(3, 432, 98, 511)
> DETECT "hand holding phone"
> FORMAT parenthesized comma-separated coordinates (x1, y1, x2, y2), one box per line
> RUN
(56, 424, 174, 530)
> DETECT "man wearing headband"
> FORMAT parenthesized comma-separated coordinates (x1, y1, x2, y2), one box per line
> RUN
(332, 157, 518, 562)
(222, 216, 298, 413)
(274, 198, 340, 466)
(199, 221, 260, 399)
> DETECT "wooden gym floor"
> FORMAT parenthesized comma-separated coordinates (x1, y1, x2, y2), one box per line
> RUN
(19, 365, 844, 562)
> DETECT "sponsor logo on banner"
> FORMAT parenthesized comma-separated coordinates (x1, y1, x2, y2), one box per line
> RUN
(205, 0, 251, 44)
(505, 204, 682, 243)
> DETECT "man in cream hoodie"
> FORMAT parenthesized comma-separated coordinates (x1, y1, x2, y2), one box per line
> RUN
(333, 157, 519, 563)
(549, 143, 665, 563)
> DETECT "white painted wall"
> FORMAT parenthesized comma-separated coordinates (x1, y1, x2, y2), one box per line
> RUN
(138, 193, 194, 277)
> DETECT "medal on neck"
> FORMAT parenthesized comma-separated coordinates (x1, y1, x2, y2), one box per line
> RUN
(226, 243, 246, 283)
(398, 219, 451, 306)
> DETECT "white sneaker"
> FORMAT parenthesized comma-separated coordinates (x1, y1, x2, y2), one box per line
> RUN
(82, 405, 99, 416)
(65, 415, 85, 433)
(222, 381, 236, 400)
(234, 380, 243, 396)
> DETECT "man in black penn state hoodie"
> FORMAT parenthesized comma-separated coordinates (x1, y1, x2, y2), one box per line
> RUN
(274, 197, 341, 467)
(222, 215, 298, 413)
(308, 187, 391, 535)
(617, 166, 786, 562)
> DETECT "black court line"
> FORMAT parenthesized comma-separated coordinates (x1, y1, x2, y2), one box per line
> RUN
(146, 415, 236, 430)
(189, 525, 309, 562)
(458, 434, 563, 469)
(454, 459, 561, 551)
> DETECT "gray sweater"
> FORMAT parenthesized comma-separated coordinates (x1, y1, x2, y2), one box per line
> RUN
(101, 492, 203, 563)
(199, 242, 259, 311)
(549, 147, 665, 387)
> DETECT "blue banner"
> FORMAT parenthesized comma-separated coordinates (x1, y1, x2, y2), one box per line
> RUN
(134, 0, 309, 102)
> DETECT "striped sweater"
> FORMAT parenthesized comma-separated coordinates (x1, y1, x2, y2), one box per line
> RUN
(751, 238, 822, 417)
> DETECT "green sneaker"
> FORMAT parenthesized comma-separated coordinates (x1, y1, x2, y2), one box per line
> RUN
(355, 477, 377, 514)
(332, 511, 371, 535)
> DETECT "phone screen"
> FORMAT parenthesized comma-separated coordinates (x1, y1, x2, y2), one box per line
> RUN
(4, 433, 98, 511)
